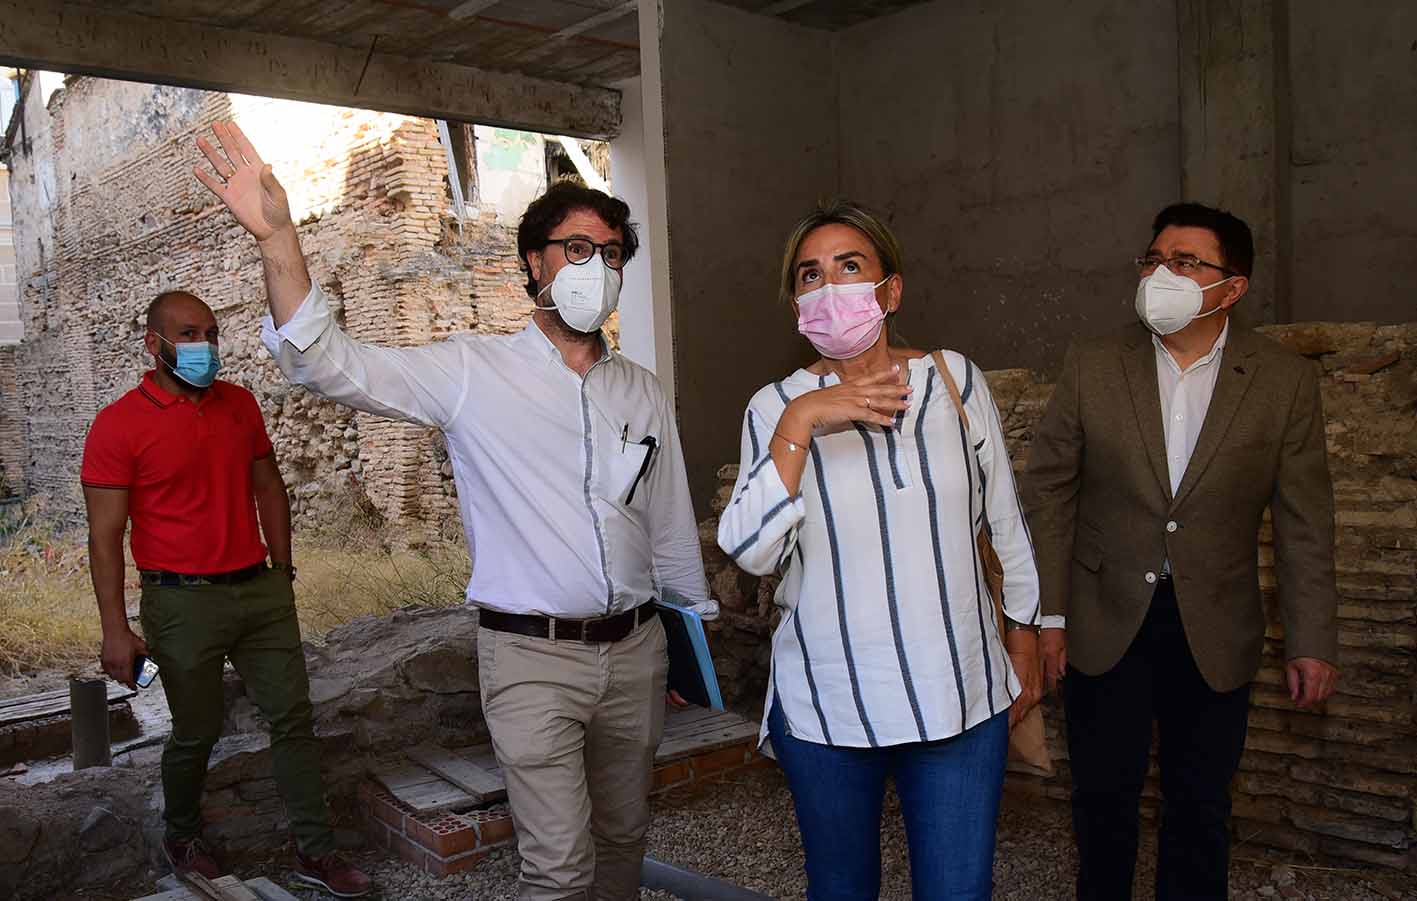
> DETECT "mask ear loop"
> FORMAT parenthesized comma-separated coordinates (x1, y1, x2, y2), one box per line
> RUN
(533, 280, 557, 311)
(1190, 275, 1237, 321)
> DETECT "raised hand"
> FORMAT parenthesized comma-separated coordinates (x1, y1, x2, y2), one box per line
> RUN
(193, 121, 292, 243)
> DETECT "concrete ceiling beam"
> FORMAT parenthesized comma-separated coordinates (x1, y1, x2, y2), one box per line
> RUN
(0, 0, 622, 140)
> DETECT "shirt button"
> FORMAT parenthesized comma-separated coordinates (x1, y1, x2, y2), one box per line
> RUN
(1166, 521, 1178, 533)
(1145, 571, 1157, 584)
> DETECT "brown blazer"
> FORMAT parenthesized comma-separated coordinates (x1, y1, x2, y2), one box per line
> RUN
(1022, 322, 1339, 692)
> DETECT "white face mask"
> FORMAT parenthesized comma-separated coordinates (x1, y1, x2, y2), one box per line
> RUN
(1134, 265, 1234, 336)
(535, 256, 622, 333)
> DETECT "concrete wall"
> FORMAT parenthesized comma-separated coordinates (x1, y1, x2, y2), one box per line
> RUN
(1287, 3, 1417, 324)
(654, 0, 1415, 505)
(838, 0, 1179, 372)
(658, 0, 840, 507)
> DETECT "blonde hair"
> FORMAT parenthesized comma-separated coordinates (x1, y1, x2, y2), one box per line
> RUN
(778, 199, 905, 305)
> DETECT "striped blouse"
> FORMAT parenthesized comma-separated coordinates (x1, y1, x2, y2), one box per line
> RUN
(718, 351, 1041, 749)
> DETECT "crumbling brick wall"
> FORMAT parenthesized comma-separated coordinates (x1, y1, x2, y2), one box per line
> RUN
(2, 76, 537, 540)
(699, 323, 1417, 871)
(0, 346, 19, 498)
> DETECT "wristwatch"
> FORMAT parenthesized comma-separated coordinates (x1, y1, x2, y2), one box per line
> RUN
(270, 561, 297, 582)
(1004, 617, 1040, 635)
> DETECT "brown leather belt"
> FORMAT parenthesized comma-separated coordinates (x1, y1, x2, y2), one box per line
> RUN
(479, 602, 657, 643)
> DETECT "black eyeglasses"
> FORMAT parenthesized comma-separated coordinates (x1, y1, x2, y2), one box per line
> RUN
(545, 238, 627, 270)
(1134, 254, 1237, 277)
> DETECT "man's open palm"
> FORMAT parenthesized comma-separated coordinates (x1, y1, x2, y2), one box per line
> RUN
(193, 121, 292, 242)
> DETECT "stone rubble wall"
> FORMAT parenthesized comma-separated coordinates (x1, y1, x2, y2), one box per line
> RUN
(1, 76, 537, 542)
(699, 322, 1417, 871)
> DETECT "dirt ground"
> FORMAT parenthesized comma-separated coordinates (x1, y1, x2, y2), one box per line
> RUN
(48, 767, 1417, 901)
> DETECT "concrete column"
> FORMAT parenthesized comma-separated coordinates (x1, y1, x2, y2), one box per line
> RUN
(70, 678, 111, 770)
(609, 74, 675, 406)
(1177, 0, 1290, 323)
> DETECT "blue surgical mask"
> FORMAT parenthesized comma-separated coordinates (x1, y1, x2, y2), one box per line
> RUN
(154, 333, 222, 388)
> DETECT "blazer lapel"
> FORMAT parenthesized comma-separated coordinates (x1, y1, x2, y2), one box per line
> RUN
(1171, 328, 1261, 508)
(1120, 327, 1173, 503)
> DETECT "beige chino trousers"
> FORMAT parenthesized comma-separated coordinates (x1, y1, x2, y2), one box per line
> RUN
(478, 616, 669, 901)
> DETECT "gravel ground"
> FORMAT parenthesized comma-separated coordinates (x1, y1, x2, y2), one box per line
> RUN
(97, 766, 1416, 900)
(266, 767, 1415, 900)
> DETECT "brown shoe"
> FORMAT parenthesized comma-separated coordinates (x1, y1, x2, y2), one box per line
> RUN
(294, 850, 372, 898)
(162, 836, 222, 879)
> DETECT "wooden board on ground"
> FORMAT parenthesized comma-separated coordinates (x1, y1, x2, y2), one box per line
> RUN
(0, 681, 136, 727)
(371, 761, 476, 813)
(375, 709, 759, 814)
(136, 874, 298, 901)
(407, 743, 507, 803)
(655, 708, 759, 762)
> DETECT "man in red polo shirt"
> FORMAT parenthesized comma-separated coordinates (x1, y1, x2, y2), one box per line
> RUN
(82, 291, 370, 897)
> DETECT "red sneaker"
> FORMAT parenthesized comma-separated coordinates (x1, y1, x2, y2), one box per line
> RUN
(294, 850, 373, 898)
(162, 836, 222, 879)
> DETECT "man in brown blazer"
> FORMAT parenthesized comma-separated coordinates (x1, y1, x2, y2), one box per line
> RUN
(1024, 203, 1339, 900)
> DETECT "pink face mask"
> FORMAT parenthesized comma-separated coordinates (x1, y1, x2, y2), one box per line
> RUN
(795, 276, 892, 360)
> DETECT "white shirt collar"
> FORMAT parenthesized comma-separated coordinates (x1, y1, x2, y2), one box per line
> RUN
(518, 316, 612, 367)
(1154, 318, 1230, 376)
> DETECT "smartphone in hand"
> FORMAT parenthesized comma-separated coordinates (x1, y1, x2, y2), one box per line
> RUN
(132, 655, 159, 689)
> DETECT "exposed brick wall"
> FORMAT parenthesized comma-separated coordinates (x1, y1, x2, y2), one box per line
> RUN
(700, 323, 1417, 871)
(0, 346, 19, 497)
(2, 76, 537, 539)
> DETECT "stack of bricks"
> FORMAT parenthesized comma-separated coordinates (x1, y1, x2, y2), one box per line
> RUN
(357, 739, 766, 876)
(358, 782, 517, 877)
(698, 322, 1416, 872)
(0, 75, 537, 543)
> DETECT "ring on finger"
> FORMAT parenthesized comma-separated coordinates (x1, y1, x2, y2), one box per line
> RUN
(864, 398, 873, 410)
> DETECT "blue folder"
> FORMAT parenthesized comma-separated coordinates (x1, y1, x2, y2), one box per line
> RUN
(654, 598, 725, 711)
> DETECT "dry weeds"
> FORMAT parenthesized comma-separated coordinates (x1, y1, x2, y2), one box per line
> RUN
(0, 502, 469, 683)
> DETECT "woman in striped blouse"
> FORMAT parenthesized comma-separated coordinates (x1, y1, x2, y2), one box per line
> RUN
(717, 200, 1042, 900)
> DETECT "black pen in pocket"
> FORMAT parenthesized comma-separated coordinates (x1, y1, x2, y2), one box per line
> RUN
(625, 436, 658, 505)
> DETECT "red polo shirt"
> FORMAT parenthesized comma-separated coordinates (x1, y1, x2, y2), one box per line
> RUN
(81, 372, 273, 575)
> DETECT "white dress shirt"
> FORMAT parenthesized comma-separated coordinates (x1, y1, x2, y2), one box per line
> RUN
(718, 352, 1040, 749)
(261, 284, 708, 617)
(1155, 320, 1230, 495)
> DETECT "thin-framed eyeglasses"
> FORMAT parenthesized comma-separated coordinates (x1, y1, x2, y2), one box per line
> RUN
(545, 238, 627, 270)
(1134, 254, 1237, 277)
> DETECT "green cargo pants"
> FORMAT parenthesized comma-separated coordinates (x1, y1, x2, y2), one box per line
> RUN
(139, 565, 335, 857)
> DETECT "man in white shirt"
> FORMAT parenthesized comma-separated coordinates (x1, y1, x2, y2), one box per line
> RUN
(1024, 203, 1339, 900)
(194, 121, 708, 901)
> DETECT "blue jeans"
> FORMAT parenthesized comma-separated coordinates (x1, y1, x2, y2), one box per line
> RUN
(769, 701, 1008, 900)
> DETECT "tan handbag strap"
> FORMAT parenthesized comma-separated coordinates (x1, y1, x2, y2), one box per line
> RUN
(932, 350, 1007, 624)
(930, 350, 970, 434)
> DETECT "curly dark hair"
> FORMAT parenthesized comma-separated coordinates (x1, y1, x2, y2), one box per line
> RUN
(516, 181, 640, 298)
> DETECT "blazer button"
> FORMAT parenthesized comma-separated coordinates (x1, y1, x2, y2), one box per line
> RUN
(1166, 521, 1178, 533)
(1145, 571, 1157, 584)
